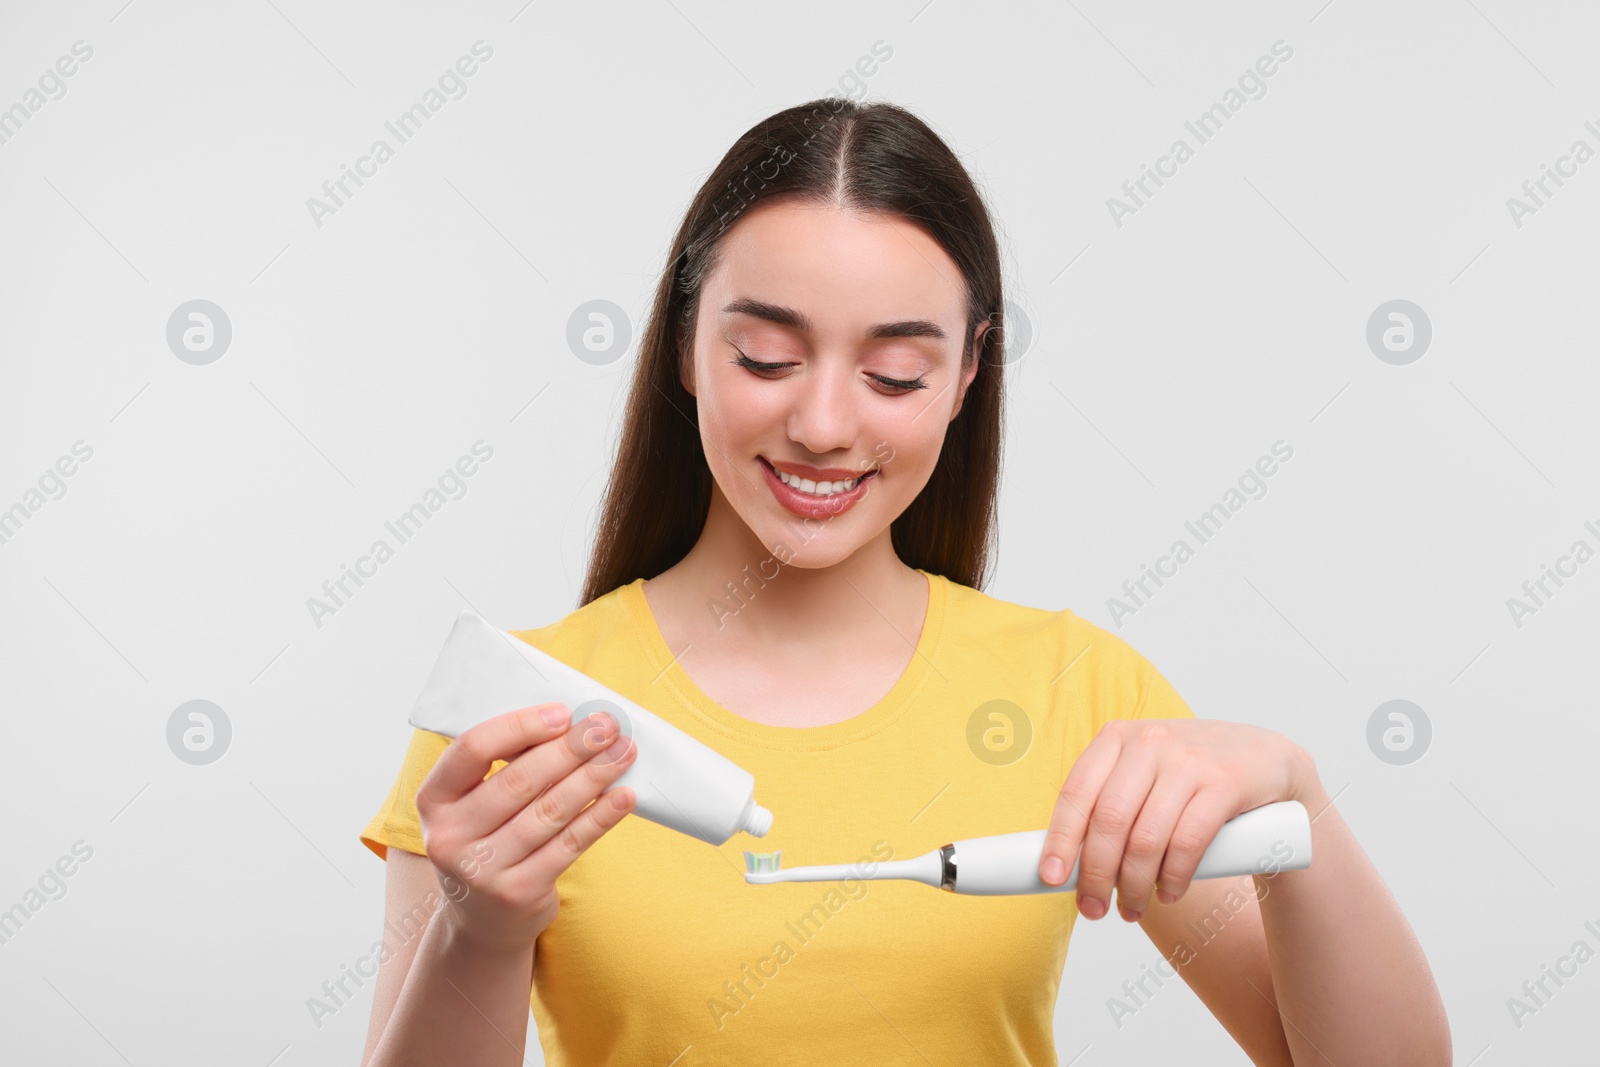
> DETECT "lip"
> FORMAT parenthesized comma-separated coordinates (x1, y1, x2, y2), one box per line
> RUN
(759, 456, 878, 519)
(765, 458, 869, 481)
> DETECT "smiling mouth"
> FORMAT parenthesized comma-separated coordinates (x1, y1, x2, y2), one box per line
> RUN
(759, 456, 877, 495)
(758, 456, 879, 518)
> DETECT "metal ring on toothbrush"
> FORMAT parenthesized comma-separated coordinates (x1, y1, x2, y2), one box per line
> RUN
(938, 844, 958, 891)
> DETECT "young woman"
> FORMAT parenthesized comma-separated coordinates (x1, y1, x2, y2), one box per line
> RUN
(358, 99, 1449, 1066)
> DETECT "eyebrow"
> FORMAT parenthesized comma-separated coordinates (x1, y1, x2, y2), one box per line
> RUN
(720, 298, 948, 341)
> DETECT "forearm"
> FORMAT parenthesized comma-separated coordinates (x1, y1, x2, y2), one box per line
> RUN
(367, 907, 537, 1067)
(1252, 758, 1451, 1065)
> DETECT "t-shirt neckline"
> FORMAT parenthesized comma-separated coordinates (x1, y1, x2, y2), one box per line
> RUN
(620, 567, 947, 751)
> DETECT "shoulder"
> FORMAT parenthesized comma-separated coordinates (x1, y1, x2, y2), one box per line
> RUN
(939, 574, 1191, 721)
(509, 579, 641, 668)
(939, 574, 1151, 671)
(935, 571, 1069, 659)
(504, 579, 673, 710)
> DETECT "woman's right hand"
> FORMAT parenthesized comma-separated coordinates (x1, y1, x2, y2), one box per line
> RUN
(414, 702, 637, 956)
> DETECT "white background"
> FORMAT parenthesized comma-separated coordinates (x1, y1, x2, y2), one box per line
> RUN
(1, 0, 1595, 1063)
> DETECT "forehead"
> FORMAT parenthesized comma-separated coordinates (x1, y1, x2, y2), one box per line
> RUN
(705, 198, 967, 335)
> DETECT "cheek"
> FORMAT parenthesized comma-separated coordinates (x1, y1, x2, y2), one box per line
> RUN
(696, 376, 771, 471)
(904, 434, 945, 482)
(703, 382, 763, 434)
(890, 407, 947, 465)
(870, 425, 945, 502)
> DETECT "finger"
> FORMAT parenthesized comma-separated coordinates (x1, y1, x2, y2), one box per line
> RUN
(420, 703, 572, 804)
(1074, 733, 1160, 920)
(1155, 787, 1236, 903)
(485, 732, 638, 868)
(571, 709, 634, 768)
(1114, 774, 1196, 921)
(1039, 725, 1124, 886)
(507, 770, 639, 891)
(455, 711, 622, 834)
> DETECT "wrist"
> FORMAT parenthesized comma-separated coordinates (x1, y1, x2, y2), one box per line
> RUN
(438, 901, 539, 965)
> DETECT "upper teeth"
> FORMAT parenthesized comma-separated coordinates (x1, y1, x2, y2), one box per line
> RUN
(776, 467, 867, 496)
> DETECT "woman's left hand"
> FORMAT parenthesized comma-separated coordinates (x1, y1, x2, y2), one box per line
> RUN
(1038, 717, 1315, 922)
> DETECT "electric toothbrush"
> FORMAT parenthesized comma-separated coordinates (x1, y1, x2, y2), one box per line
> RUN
(744, 799, 1311, 896)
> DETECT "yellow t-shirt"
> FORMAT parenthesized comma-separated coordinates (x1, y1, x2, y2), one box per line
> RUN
(360, 568, 1196, 1066)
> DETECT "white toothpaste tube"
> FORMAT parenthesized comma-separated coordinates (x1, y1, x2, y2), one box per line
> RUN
(407, 610, 773, 846)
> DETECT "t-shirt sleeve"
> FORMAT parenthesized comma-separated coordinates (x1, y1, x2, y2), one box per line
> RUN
(1046, 611, 1199, 789)
(1133, 656, 1198, 722)
(359, 727, 457, 861)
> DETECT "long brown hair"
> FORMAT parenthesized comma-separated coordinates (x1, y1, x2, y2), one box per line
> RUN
(579, 97, 1007, 607)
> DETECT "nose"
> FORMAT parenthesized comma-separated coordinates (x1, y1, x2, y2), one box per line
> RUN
(785, 357, 861, 459)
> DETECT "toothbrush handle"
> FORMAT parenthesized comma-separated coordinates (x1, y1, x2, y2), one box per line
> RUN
(949, 800, 1313, 896)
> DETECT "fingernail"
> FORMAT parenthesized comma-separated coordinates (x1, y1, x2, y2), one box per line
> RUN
(1081, 895, 1104, 919)
(1125, 908, 1143, 923)
(540, 705, 569, 728)
(1041, 856, 1065, 883)
(1159, 890, 1177, 905)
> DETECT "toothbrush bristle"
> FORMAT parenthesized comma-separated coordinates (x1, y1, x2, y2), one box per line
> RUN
(743, 850, 782, 874)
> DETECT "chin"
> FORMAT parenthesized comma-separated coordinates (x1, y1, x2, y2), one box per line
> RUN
(747, 512, 870, 571)
(772, 540, 862, 571)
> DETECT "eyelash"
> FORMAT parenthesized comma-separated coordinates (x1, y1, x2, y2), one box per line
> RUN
(732, 351, 929, 393)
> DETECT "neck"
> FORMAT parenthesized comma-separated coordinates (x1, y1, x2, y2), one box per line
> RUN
(654, 480, 921, 647)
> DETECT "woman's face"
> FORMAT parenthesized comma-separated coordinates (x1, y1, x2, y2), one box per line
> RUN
(681, 197, 985, 569)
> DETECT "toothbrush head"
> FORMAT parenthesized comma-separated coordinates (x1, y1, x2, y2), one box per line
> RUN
(743, 850, 896, 886)
(743, 850, 784, 883)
